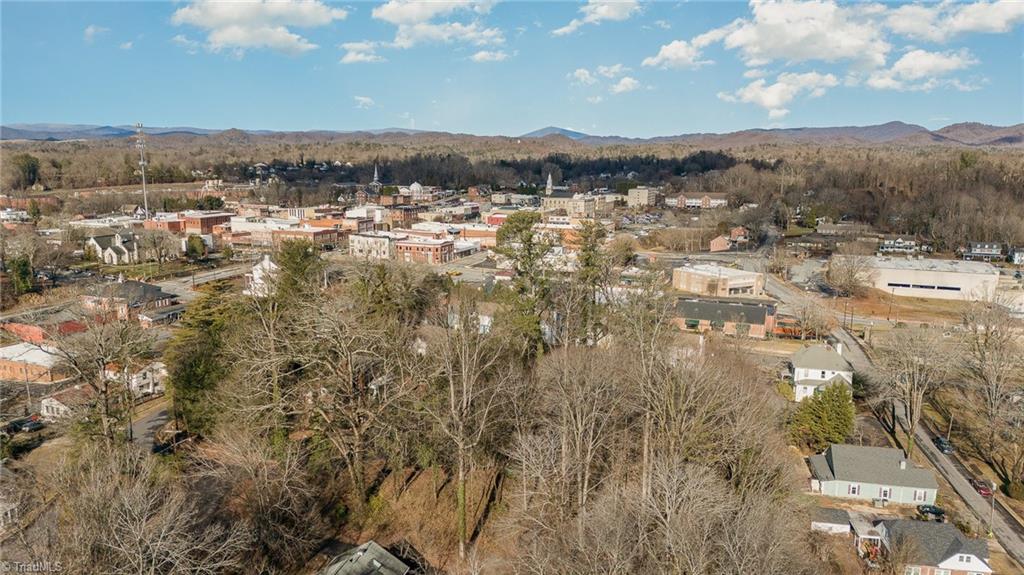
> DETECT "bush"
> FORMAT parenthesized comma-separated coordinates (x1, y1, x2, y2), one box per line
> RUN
(788, 383, 855, 451)
(1006, 481, 1024, 501)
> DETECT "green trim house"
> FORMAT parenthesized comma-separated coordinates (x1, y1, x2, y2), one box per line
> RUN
(809, 444, 937, 505)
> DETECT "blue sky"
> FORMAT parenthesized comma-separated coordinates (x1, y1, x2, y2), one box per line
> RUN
(2, 1, 1022, 137)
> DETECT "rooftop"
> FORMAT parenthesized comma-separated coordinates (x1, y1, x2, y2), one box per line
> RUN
(862, 256, 999, 275)
(675, 264, 760, 280)
(880, 519, 989, 566)
(675, 297, 775, 325)
(0, 342, 60, 368)
(791, 344, 853, 372)
(810, 444, 938, 490)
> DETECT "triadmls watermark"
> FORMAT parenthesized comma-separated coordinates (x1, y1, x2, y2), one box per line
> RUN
(0, 561, 63, 573)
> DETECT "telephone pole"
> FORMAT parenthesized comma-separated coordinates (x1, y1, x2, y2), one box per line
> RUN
(136, 123, 150, 217)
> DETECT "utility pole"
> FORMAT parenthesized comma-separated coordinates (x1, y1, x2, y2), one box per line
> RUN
(136, 123, 149, 218)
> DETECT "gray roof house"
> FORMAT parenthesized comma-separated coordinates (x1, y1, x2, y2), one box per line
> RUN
(319, 541, 410, 575)
(809, 444, 937, 505)
(810, 507, 851, 535)
(878, 519, 992, 574)
(790, 344, 854, 402)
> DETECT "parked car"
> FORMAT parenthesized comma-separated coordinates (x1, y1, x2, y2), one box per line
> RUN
(20, 420, 44, 433)
(933, 436, 955, 454)
(972, 479, 994, 498)
(917, 504, 946, 522)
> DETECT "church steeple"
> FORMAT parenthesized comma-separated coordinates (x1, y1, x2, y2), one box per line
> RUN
(546, 172, 553, 195)
(373, 163, 380, 184)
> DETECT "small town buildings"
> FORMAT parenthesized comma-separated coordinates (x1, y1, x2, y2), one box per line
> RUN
(673, 298, 777, 339)
(86, 231, 139, 265)
(679, 192, 728, 209)
(104, 361, 167, 397)
(244, 254, 279, 297)
(672, 264, 765, 297)
(626, 186, 661, 209)
(878, 236, 926, 254)
(809, 444, 938, 505)
(810, 507, 851, 535)
(857, 256, 1000, 302)
(708, 235, 731, 253)
(0, 342, 63, 383)
(138, 304, 187, 328)
(395, 238, 454, 265)
(963, 241, 1003, 262)
(542, 191, 597, 218)
(817, 221, 874, 237)
(1011, 247, 1024, 266)
(1, 309, 86, 344)
(40, 384, 95, 421)
(272, 227, 339, 250)
(729, 226, 749, 243)
(875, 519, 992, 574)
(790, 344, 854, 402)
(143, 214, 185, 234)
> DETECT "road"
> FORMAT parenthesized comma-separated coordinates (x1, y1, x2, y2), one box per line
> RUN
(764, 273, 1024, 565)
(131, 396, 170, 452)
(154, 263, 249, 302)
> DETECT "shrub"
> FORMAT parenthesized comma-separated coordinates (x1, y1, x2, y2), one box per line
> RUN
(1006, 481, 1024, 501)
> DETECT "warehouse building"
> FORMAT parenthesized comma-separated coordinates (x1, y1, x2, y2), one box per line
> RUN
(672, 264, 765, 297)
(859, 256, 999, 301)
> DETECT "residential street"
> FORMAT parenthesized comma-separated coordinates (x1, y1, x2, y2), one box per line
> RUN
(764, 273, 1024, 565)
(154, 263, 249, 301)
(130, 396, 170, 452)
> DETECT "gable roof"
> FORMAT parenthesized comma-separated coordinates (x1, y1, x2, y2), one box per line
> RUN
(792, 344, 853, 372)
(880, 519, 989, 567)
(319, 541, 410, 575)
(815, 444, 938, 490)
(87, 281, 177, 308)
(812, 506, 850, 526)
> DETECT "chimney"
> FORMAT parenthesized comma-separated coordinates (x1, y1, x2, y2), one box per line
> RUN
(835, 342, 843, 356)
(899, 460, 906, 470)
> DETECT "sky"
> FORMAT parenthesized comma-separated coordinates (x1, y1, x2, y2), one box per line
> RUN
(2, 0, 1023, 138)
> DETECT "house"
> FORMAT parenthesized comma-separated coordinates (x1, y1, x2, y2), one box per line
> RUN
(672, 264, 765, 297)
(811, 507, 851, 535)
(80, 280, 178, 320)
(104, 361, 167, 397)
(790, 344, 854, 402)
(1011, 247, 1024, 266)
(708, 235, 731, 253)
(40, 384, 96, 421)
(809, 444, 938, 505)
(673, 298, 777, 339)
(86, 231, 139, 265)
(244, 254, 279, 297)
(879, 236, 925, 254)
(319, 541, 410, 575)
(963, 241, 1003, 262)
(680, 192, 728, 209)
(877, 519, 992, 574)
(0, 342, 64, 383)
(138, 304, 187, 328)
(729, 226, 749, 243)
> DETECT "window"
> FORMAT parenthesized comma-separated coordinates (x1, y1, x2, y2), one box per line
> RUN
(913, 490, 927, 502)
(934, 570, 950, 575)
(958, 555, 970, 563)
(820, 371, 826, 379)
(903, 567, 921, 575)
(848, 484, 860, 496)
(879, 487, 890, 500)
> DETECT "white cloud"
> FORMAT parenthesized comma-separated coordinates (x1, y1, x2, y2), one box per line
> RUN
(471, 49, 508, 62)
(554, 0, 640, 36)
(654, 19, 671, 30)
(597, 63, 628, 78)
(569, 68, 598, 85)
(340, 41, 386, 63)
(743, 68, 768, 78)
(354, 96, 376, 109)
(119, 41, 134, 50)
(392, 21, 503, 48)
(887, 0, 1024, 42)
(171, 0, 347, 55)
(610, 76, 640, 94)
(172, 34, 202, 55)
(866, 48, 979, 91)
(586, 95, 604, 104)
(642, 39, 711, 69)
(83, 25, 109, 44)
(718, 71, 838, 118)
(720, 1, 890, 69)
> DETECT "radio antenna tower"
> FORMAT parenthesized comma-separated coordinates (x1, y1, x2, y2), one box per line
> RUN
(135, 123, 149, 217)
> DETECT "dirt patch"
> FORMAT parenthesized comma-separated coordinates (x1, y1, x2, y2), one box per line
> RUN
(826, 288, 968, 324)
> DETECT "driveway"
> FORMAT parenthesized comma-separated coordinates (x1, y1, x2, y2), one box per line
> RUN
(130, 397, 170, 452)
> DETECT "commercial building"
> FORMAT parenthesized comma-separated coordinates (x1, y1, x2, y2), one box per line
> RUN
(672, 264, 765, 297)
(626, 186, 661, 209)
(679, 193, 728, 209)
(672, 298, 777, 339)
(853, 256, 1000, 301)
(395, 238, 454, 265)
(183, 211, 233, 235)
(272, 227, 339, 249)
(349, 231, 407, 260)
(0, 342, 63, 383)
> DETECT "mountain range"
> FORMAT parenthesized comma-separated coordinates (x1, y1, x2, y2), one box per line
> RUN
(2, 121, 1020, 148)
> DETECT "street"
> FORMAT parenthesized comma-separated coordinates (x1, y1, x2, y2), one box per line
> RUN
(130, 396, 170, 452)
(154, 263, 249, 301)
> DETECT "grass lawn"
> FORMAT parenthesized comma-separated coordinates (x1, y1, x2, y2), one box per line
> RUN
(783, 225, 815, 237)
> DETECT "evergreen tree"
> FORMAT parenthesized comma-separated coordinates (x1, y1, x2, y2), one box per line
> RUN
(788, 383, 855, 451)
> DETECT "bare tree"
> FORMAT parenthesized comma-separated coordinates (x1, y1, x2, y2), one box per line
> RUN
(423, 296, 518, 560)
(874, 329, 958, 457)
(137, 228, 180, 268)
(793, 301, 836, 340)
(825, 254, 875, 297)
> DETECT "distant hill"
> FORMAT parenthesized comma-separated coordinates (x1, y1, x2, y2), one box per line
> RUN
(521, 126, 591, 140)
(2, 121, 1021, 148)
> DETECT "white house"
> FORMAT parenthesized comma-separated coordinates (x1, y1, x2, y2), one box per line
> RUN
(104, 361, 168, 397)
(243, 254, 279, 297)
(809, 444, 938, 506)
(40, 384, 95, 421)
(877, 520, 991, 574)
(86, 231, 139, 265)
(790, 343, 854, 402)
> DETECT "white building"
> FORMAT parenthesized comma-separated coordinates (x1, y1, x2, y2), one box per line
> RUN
(349, 231, 407, 260)
(344, 205, 389, 224)
(856, 256, 1000, 302)
(790, 344, 854, 402)
(40, 384, 95, 421)
(626, 186, 661, 209)
(243, 254, 279, 297)
(104, 361, 168, 397)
